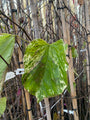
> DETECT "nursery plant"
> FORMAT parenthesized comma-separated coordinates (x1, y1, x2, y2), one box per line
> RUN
(0, 33, 15, 116)
(22, 39, 68, 102)
(0, 34, 68, 118)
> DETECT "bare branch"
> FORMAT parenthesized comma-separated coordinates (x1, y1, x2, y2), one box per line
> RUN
(0, 55, 9, 67)
(0, 10, 32, 41)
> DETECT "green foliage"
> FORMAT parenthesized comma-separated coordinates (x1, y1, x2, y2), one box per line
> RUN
(53, 112, 59, 120)
(22, 39, 68, 102)
(71, 47, 78, 58)
(10, 25, 13, 29)
(73, 82, 76, 88)
(0, 97, 6, 117)
(82, 41, 86, 49)
(0, 33, 15, 92)
(1, 25, 5, 30)
(83, 59, 87, 66)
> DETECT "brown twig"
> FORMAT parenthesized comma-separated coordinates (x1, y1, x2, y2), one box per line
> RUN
(0, 10, 32, 41)
(0, 55, 9, 67)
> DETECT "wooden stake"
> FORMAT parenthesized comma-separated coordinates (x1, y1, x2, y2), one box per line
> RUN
(44, 98, 52, 120)
(25, 89, 33, 120)
(10, 0, 33, 119)
(84, 0, 90, 118)
(61, 95, 64, 120)
(30, 0, 40, 39)
(60, 0, 79, 120)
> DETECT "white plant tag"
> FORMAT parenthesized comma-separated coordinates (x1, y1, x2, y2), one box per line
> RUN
(5, 72, 15, 82)
(15, 68, 24, 75)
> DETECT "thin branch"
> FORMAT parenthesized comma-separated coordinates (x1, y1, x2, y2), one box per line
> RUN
(0, 10, 32, 41)
(62, 1, 88, 33)
(0, 55, 9, 67)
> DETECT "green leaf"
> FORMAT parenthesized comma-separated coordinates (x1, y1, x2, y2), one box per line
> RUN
(67, 84, 71, 93)
(22, 39, 68, 102)
(0, 97, 6, 117)
(10, 25, 13, 29)
(0, 33, 15, 92)
(82, 41, 86, 49)
(73, 82, 76, 88)
(71, 47, 78, 58)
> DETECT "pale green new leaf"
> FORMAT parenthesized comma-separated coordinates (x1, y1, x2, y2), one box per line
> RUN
(0, 34, 15, 92)
(71, 47, 78, 58)
(22, 39, 68, 102)
(0, 97, 6, 117)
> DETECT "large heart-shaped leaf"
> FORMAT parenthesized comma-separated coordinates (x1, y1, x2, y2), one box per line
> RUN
(0, 97, 6, 117)
(0, 34, 15, 92)
(22, 39, 68, 102)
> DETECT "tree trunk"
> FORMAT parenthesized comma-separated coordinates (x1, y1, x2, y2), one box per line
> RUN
(30, 0, 40, 39)
(26, 0, 31, 32)
(0, 0, 1, 9)
(84, 0, 90, 119)
(74, 0, 78, 14)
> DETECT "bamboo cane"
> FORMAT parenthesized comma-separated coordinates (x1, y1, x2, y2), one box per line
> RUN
(10, 0, 33, 120)
(44, 98, 52, 120)
(30, 0, 52, 119)
(60, 0, 79, 120)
